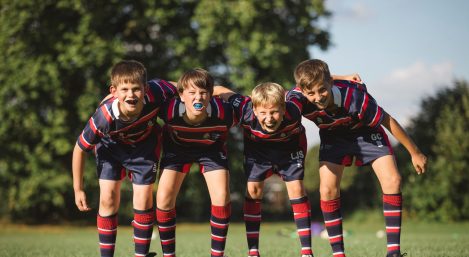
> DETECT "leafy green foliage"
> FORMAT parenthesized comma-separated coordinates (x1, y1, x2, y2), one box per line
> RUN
(399, 81, 469, 221)
(0, 0, 330, 222)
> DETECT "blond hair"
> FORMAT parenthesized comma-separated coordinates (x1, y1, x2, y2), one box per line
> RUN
(111, 60, 147, 88)
(251, 82, 286, 109)
(294, 59, 332, 90)
(177, 68, 214, 95)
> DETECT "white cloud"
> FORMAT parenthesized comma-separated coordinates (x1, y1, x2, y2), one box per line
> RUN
(371, 61, 454, 125)
(327, 0, 375, 22)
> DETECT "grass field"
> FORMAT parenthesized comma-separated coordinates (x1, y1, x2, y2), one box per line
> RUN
(1, 219, 468, 257)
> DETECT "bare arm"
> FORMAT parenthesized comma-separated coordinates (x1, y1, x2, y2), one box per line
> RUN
(213, 85, 236, 102)
(332, 73, 362, 83)
(381, 112, 427, 174)
(72, 143, 92, 211)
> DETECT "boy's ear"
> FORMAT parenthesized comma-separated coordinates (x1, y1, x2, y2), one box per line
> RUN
(178, 91, 184, 102)
(109, 85, 117, 96)
(252, 106, 258, 117)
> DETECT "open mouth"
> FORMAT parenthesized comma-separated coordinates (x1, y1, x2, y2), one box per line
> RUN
(265, 123, 277, 129)
(125, 99, 138, 106)
(193, 103, 204, 110)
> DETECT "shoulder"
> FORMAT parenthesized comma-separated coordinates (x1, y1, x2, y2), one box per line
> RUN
(147, 78, 178, 101)
(285, 101, 302, 120)
(286, 86, 304, 99)
(334, 80, 368, 94)
(228, 93, 251, 108)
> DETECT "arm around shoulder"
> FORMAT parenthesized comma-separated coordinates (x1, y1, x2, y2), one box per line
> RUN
(381, 112, 427, 174)
(332, 73, 362, 83)
(213, 85, 236, 101)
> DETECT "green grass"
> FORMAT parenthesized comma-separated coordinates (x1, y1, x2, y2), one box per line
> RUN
(1, 220, 468, 257)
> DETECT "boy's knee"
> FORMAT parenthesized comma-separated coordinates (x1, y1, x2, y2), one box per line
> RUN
(319, 185, 339, 199)
(246, 186, 263, 199)
(100, 195, 118, 212)
(382, 173, 402, 192)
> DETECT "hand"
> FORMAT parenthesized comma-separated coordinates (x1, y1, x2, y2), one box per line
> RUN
(74, 189, 92, 212)
(347, 73, 362, 83)
(411, 152, 427, 175)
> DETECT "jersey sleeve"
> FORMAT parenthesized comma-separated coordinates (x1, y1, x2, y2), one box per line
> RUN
(287, 87, 315, 116)
(227, 93, 253, 125)
(351, 89, 385, 128)
(147, 79, 178, 106)
(76, 104, 112, 152)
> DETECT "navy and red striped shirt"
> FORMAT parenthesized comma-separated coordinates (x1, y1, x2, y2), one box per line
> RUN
(286, 80, 385, 131)
(77, 79, 176, 151)
(228, 94, 305, 150)
(158, 97, 236, 150)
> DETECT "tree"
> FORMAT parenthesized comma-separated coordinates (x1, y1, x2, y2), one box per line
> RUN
(398, 81, 469, 221)
(0, 0, 331, 222)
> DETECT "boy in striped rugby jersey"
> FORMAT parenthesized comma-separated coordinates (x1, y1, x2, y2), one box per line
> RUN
(155, 68, 236, 257)
(72, 60, 177, 257)
(288, 59, 427, 257)
(214, 82, 317, 257)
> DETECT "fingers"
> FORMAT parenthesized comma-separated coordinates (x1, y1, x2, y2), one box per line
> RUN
(75, 194, 92, 212)
(80, 200, 92, 211)
(353, 74, 362, 83)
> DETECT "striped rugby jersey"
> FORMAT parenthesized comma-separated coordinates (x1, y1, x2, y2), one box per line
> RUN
(158, 97, 236, 149)
(286, 80, 385, 131)
(228, 93, 305, 147)
(77, 79, 176, 151)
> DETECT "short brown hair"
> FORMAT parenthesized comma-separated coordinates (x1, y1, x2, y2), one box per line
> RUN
(251, 82, 286, 109)
(177, 68, 214, 95)
(111, 60, 147, 87)
(294, 59, 332, 90)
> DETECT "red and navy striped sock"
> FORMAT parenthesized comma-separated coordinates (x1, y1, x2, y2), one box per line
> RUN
(321, 198, 346, 257)
(383, 193, 402, 256)
(156, 208, 176, 257)
(97, 213, 118, 257)
(291, 196, 314, 256)
(243, 198, 262, 257)
(133, 208, 155, 257)
(210, 203, 231, 257)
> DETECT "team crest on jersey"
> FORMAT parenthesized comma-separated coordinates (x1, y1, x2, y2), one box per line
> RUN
(148, 120, 154, 127)
(317, 117, 323, 123)
(203, 133, 210, 139)
(280, 133, 286, 138)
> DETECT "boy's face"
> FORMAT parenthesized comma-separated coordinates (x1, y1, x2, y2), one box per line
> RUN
(111, 82, 145, 118)
(301, 81, 333, 110)
(179, 82, 211, 118)
(253, 103, 285, 133)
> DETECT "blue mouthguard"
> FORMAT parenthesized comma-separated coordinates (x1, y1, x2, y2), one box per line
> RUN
(193, 103, 203, 110)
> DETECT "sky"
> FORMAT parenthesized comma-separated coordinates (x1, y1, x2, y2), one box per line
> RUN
(304, 0, 469, 147)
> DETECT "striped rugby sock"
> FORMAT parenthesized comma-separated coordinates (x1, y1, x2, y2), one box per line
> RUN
(244, 198, 262, 257)
(291, 196, 314, 256)
(133, 208, 155, 257)
(321, 198, 346, 257)
(383, 193, 403, 255)
(97, 213, 118, 257)
(156, 208, 176, 257)
(210, 203, 231, 257)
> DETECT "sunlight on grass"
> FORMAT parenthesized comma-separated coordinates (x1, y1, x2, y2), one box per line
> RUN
(1, 221, 468, 257)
